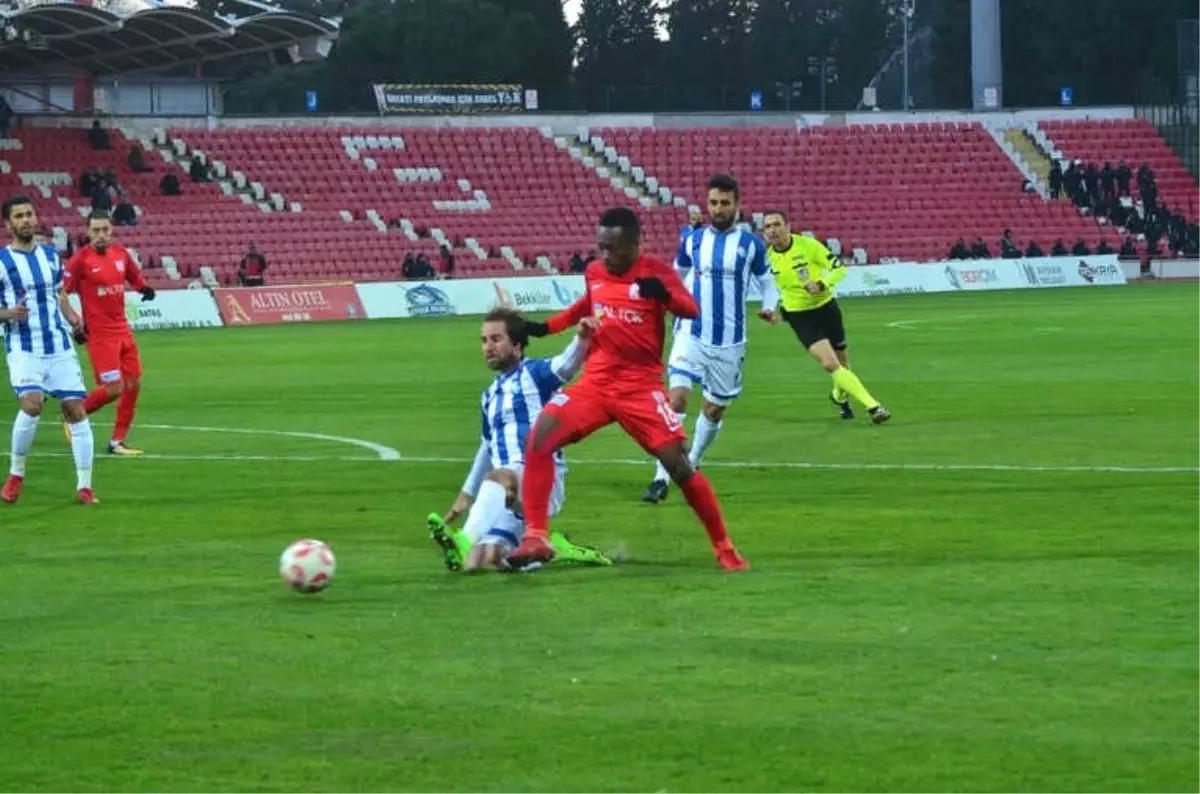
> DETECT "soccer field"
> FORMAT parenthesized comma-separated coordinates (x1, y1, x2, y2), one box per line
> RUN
(3, 284, 1197, 792)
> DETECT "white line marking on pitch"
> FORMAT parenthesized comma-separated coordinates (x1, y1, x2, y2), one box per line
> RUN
(136, 424, 401, 461)
(36, 424, 1190, 475)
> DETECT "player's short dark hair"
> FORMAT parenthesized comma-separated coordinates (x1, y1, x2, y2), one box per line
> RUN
(484, 306, 531, 349)
(598, 206, 640, 239)
(2, 194, 34, 221)
(764, 209, 789, 223)
(87, 210, 112, 226)
(707, 173, 740, 199)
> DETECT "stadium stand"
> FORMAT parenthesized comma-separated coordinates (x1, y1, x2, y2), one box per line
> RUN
(1038, 118, 1199, 221)
(5, 117, 1194, 285)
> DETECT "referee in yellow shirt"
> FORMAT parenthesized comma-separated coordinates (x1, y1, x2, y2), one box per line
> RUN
(760, 210, 891, 424)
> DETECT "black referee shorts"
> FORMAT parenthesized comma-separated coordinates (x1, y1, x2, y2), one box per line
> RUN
(782, 300, 848, 350)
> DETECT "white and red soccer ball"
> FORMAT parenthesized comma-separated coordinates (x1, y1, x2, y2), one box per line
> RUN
(280, 539, 336, 593)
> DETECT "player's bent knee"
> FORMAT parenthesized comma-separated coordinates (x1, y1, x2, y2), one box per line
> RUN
(61, 400, 86, 423)
(485, 469, 519, 503)
(19, 395, 44, 416)
(702, 401, 727, 422)
(530, 415, 566, 454)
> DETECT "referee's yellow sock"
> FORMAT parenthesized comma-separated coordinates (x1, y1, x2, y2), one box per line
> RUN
(831, 367, 878, 410)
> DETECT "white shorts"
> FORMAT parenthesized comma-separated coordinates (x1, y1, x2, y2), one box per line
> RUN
(667, 334, 746, 407)
(7, 349, 87, 401)
(468, 462, 567, 553)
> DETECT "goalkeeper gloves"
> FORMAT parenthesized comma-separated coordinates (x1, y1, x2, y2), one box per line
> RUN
(139, 286, 156, 301)
(635, 277, 669, 303)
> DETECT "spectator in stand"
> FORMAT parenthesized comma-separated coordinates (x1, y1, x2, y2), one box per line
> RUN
(159, 172, 181, 196)
(79, 169, 99, 199)
(569, 250, 588, 272)
(91, 179, 113, 212)
(999, 229, 1022, 259)
(686, 208, 704, 230)
(1186, 224, 1199, 256)
(88, 120, 111, 150)
(1083, 162, 1100, 200)
(401, 252, 416, 277)
(1146, 237, 1162, 257)
(1048, 160, 1063, 199)
(439, 244, 455, 278)
(1051, 238, 1069, 257)
(189, 158, 211, 183)
(1116, 159, 1132, 196)
(1120, 236, 1138, 257)
(239, 244, 267, 286)
(1025, 240, 1045, 258)
(1096, 239, 1114, 255)
(1063, 161, 1083, 203)
(1071, 237, 1091, 256)
(127, 144, 153, 174)
(112, 199, 136, 227)
(415, 253, 434, 278)
(0, 95, 12, 138)
(1100, 161, 1116, 201)
(970, 237, 991, 259)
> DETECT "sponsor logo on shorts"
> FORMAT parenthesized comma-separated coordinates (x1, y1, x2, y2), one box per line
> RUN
(99, 369, 121, 384)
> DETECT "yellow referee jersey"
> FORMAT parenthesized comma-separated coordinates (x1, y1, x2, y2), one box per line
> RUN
(765, 233, 846, 312)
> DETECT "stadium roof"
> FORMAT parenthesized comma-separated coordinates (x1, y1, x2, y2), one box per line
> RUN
(0, 4, 338, 75)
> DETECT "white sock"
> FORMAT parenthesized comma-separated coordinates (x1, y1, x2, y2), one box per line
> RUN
(653, 413, 685, 482)
(68, 418, 94, 490)
(463, 480, 508, 544)
(10, 409, 39, 477)
(688, 413, 724, 468)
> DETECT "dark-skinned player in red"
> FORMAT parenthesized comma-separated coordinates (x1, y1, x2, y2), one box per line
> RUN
(63, 210, 156, 456)
(507, 207, 749, 571)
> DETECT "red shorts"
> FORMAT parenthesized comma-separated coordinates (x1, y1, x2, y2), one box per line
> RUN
(87, 333, 141, 386)
(541, 381, 687, 454)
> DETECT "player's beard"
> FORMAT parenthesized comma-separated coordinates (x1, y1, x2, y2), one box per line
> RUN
(11, 228, 33, 246)
(709, 214, 734, 231)
(93, 243, 108, 253)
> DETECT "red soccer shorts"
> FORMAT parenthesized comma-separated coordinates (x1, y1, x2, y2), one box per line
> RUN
(540, 381, 687, 454)
(87, 333, 142, 386)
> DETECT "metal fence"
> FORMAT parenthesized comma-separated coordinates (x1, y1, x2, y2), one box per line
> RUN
(1135, 20, 1199, 180)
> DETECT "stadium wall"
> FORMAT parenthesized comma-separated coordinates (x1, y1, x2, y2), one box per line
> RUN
(20, 105, 1136, 137)
(96, 255, 1164, 331)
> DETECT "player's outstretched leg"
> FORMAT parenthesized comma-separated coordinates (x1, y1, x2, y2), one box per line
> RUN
(63, 399, 97, 504)
(656, 442, 748, 571)
(549, 531, 613, 566)
(643, 386, 690, 504)
(509, 415, 579, 566)
(427, 513, 470, 572)
(4, 401, 41, 503)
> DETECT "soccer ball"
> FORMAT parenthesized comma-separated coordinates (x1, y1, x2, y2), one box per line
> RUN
(280, 539, 336, 593)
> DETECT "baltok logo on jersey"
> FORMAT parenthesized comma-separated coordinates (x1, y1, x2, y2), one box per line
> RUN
(594, 301, 645, 325)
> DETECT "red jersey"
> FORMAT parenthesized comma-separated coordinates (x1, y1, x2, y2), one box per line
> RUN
(546, 255, 698, 390)
(64, 244, 147, 336)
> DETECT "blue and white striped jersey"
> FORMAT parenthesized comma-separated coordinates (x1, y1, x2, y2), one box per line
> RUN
(675, 226, 776, 347)
(0, 243, 73, 356)
(479, 337, 587, 470)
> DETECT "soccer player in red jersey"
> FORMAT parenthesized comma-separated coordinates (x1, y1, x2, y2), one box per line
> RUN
(507, 207, 750, 571)
(64, 211, 156, 455)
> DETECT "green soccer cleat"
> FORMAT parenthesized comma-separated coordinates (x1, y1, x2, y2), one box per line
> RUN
(427, 513, 466, 572)
(548, 531, 613, 566)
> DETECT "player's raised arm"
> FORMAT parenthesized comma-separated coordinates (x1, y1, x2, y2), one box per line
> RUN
(548, 317, 598, 382)
(526, 291, 591, 338)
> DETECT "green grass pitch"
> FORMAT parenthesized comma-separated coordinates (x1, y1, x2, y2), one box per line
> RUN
(2, 285, 1197, 792)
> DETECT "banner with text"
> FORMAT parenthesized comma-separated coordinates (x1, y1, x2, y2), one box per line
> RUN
(371, 84, 526, 114)
(356, 276, 585, 320)
(67, 288, 222, 331)
(213, 284, 366, 326)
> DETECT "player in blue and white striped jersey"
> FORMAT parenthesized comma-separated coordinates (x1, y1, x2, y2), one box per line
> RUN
(427, 307, 611, 573)
(0, 195, 96, 505)
(643, 173, 780, 504)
